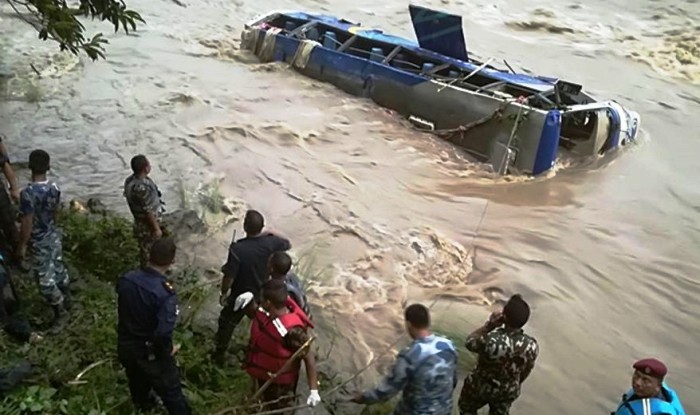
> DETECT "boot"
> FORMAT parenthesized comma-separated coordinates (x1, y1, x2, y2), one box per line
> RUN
(48, 303, 69, 335)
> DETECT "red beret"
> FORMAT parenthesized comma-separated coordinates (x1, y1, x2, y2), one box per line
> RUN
(633, 358, 667, 379)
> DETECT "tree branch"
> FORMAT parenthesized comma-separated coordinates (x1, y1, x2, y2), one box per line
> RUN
(4, 0, 145, 60)
(5, 0, 41, 31)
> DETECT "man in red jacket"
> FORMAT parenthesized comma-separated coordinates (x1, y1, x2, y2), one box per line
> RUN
(234, 279, 320, 414)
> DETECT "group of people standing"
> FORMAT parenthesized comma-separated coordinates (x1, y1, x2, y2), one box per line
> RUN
(119, 154, 318, 414)
(117, 154, 688, 415)
(0, 138, 688, 415)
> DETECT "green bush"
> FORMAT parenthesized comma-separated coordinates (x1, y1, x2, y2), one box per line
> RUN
(59, 210, 139, 282)
(1, 208, 250, 414)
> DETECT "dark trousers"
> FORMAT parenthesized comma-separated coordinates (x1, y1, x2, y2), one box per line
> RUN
(214, 302, 246, 355)
(0, 185, 18, 255)
(252, 377, 298, 415)
(119, 355, 191, 415)
(0, 270, 31, 343)
(458, 379, 518, 415)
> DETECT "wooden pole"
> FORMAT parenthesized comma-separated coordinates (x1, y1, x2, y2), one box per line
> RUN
(249, 336, 316, 404)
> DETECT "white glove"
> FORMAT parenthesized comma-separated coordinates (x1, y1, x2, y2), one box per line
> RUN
(233, 292, 254, 311)
(306, 390, 321, 407)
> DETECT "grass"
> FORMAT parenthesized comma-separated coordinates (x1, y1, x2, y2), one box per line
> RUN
(0, 206, 251, 414)
(293, 241, 333, 290)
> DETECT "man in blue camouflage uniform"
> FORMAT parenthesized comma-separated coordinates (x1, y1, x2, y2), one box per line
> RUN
(116, 237, 191, 415)
(352, 303, 458, 415)
(17, 150, 70, 334)
(459, 294, 539, 415)
(123, 155, 165, 268)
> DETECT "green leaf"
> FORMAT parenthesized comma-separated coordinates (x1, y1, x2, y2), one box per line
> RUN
(40, 388, 57, 400)
(10, 0, 145, 60)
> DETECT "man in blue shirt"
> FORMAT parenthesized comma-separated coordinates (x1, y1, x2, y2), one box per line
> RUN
(612, 358, 686, 415)
(352, 303, 458, 415)
(116, 237, 191, 415)
(17, 149, 70, 334)
(267, 251, 310, 317)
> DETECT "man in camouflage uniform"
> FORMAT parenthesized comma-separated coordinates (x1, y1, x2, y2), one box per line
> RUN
(459, 294, 539, 415)
(17, 150, 71, 334)
(352, 303, 458, 415)
(123, 155, 165, 268)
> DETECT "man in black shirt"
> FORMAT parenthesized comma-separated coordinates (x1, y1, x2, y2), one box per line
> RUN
(212, 210, 291, 365)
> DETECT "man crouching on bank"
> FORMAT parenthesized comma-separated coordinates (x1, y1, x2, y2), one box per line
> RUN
(233, 279, 321, 414)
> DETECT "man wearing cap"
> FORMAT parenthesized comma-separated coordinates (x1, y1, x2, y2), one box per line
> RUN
(611, 358, 686, 415)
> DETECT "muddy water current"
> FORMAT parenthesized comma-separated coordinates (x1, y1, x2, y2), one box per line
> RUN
(1, 0, 699, 413)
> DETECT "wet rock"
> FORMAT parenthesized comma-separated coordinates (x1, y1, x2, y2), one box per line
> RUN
(68, 198, 108, 215)
(86, 198, 108, 215)
(69, 199, 88, 213)
(162, 209, 209, 236)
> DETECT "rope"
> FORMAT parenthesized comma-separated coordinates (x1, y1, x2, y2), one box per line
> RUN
(212, 336, 315, 415)
(249, 336, 316, 403)
(430, 98, 513, 140)
(408, 96, 529, 174)
(213, 394, 301, 415)
(497, 105, 526, 173)
(232, 297, 444, 414)
(437, 57, 495, 93)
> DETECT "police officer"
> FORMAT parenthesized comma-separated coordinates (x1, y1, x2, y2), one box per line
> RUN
(123, 154, 165, 268)
(116, 237, 191, 415)
(352, 304, 458, 415)
(0, 134, 20, 259)
(212, 210, 291, 365)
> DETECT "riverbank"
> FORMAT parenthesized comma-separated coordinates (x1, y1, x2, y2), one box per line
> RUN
(0, 203, 254, 414)
(0, 202, 413, 414)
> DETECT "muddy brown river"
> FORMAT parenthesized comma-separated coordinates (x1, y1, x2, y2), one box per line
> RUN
(1, 0, 699, 413)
